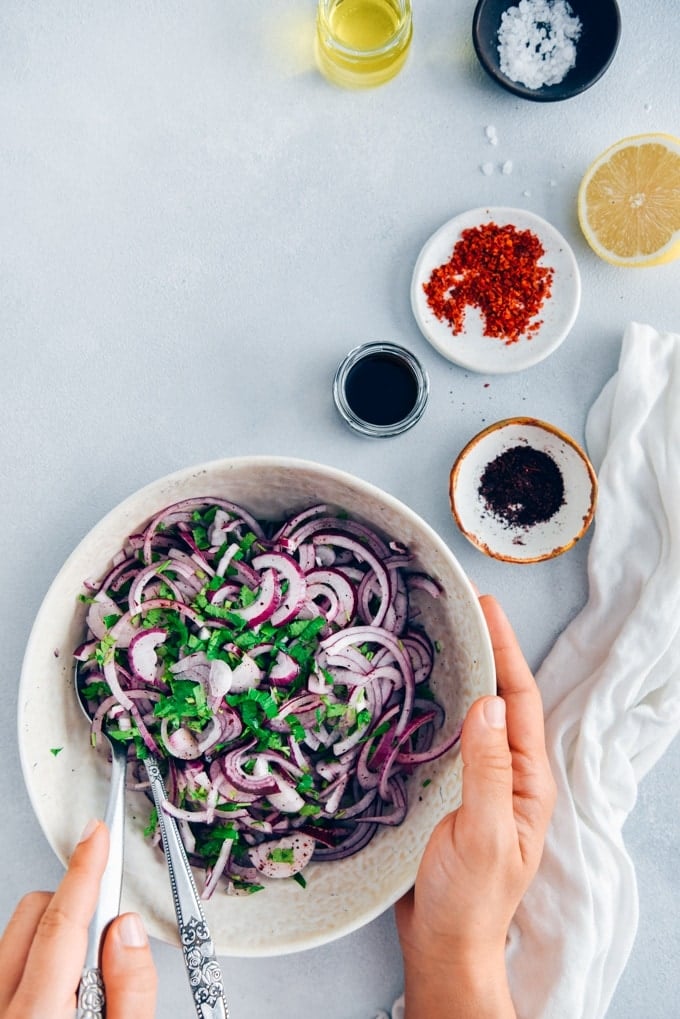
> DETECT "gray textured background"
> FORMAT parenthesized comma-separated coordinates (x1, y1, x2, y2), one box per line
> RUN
(1, 2, 678, 1016)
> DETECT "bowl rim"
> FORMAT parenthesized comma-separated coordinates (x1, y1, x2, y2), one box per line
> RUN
(449, 417, 598, 563)
(471, 0, 622, 103)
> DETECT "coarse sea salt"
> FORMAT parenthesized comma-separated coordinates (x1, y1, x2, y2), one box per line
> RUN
(497, 0, 582, 90)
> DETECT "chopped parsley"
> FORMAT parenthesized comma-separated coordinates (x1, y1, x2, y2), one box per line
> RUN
(143, 807, 159, 837)
(268, 847, 295, 864)
(154, 679, 212, 730)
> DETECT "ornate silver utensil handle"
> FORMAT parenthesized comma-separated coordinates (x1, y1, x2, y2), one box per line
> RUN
(144, 756, 229, 1019)
(76, 742, 127, 1019)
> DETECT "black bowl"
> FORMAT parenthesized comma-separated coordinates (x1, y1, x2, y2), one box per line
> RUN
(472, 0, 621, 102)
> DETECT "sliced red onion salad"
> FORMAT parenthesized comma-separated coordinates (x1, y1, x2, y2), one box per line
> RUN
(75, 498, 461, 896)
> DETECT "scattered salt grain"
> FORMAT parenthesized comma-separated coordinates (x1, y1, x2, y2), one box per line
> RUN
(501, 160, 514, 175)
(497, 0, 582, 90)
(481, 161, 495, 176)
(485, 124, 499, 145)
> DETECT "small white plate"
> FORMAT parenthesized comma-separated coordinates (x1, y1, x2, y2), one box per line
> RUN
(411, 207, 581, 374)
(449, 418, 597, 563)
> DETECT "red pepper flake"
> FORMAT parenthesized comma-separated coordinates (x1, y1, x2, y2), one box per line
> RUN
(423, 221, 554, 345)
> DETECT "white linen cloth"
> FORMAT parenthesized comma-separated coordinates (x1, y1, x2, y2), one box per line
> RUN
(509, 321, 680, 1018)
(377, 322, 680, 1019)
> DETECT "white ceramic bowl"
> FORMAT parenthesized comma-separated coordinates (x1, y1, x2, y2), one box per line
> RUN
(18, 455, 494, 956)
(411, 207, 581, 373)
(450, 419, 597, 563)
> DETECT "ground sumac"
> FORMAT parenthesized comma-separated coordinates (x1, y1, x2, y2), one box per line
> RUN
(478, 445, 565, 527)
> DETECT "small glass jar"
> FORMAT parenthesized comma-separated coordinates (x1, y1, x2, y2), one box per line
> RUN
(315, 0, 413, 90)
(333, 341, 429, 437)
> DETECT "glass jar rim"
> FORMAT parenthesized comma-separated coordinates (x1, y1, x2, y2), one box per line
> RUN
(316, 1, 413, 60)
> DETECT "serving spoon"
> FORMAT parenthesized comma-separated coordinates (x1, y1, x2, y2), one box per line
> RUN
(75, 663, 229, 1019)
(74, 664, 128, 1019)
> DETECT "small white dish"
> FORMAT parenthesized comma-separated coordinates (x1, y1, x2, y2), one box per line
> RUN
(411, 207, 581, 374)
(450, 417, 597, 563)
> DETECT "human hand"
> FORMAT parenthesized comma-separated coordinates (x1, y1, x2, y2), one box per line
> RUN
(395, 594, 557, 1019)
(0, 819, 157, 1019)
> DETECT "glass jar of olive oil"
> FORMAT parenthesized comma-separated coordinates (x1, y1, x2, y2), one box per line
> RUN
(316, 0, 413, 89)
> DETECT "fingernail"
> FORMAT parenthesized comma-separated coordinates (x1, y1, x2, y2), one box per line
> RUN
(78, 818, 99, 843)
(119, 913, 148, 948)
(483, 696, 506, 729)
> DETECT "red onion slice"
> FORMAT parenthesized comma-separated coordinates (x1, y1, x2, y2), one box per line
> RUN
(128, 627, 167, 685)
(249, 834, 315, 879)
(251, 551, 306, 626)
(229, 568, 281, 627)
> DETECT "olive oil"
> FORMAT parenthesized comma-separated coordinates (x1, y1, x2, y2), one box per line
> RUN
(328, 0, 403, 51)
(316, 0, 413, 89)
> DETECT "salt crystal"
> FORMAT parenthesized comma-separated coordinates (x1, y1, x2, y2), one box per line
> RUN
(485, 124, 499, 145)
(497, 0, 582, 90)
(501, 160, 514, 175)
(481, 162, 495, 176)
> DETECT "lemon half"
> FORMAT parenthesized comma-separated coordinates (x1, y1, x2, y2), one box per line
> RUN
(577, 133, 680, 267)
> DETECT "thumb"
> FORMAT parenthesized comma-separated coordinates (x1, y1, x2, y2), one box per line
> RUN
(101, 913, 157, 1019)
(457, 696, 514, 841)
